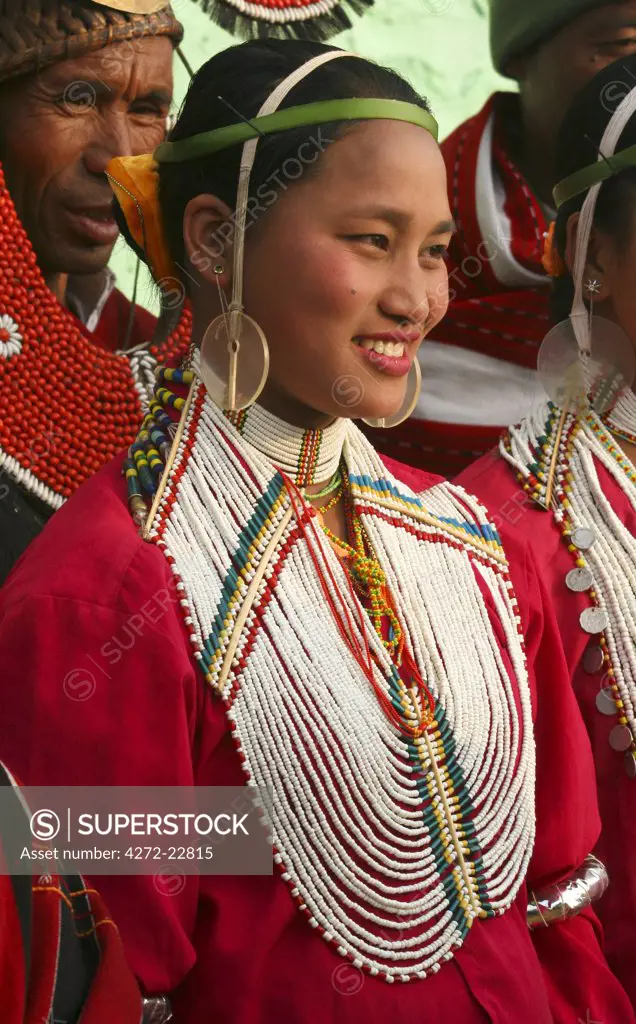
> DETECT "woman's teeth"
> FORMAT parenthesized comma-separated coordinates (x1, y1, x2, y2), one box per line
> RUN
(356, 338, 405, 357)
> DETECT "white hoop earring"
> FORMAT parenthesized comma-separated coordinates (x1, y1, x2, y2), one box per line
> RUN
(361, 358, 421, 429)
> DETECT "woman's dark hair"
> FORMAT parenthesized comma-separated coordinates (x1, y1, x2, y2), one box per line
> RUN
(153, 39, 430, 281)
(552, 54, 636, 323)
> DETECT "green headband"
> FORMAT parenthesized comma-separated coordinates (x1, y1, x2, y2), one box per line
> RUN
(154, 98, 439, 164)
(553, 142, 636, 208)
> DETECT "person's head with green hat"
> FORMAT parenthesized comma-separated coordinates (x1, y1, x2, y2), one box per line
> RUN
(490, 0, 636, 204)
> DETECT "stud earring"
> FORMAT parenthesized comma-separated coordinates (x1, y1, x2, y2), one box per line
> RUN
(585, 278, 601, 295)
(214, 264, 224, 275)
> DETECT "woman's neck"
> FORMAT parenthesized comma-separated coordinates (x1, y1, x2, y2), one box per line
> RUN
(258, 380, 336, 431)
(225, 401, 347, 488)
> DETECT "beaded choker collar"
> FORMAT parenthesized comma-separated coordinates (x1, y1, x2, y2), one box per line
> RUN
(0, 163, 191, 512)
(224, 404, 348, 487)
(604, 387, 636, 446)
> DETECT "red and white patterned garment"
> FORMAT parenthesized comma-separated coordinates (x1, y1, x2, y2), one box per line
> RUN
(0, 762, 143, 1024)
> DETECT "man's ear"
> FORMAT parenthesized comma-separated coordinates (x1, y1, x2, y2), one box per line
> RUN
(182, 193, 235, 287)
(565, 211, 611, 302)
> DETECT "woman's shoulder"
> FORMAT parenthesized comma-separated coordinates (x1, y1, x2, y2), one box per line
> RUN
(0, 453, 171, 614)
(380, 454, 444, 493)
(456, 444, 558, 543)
(455, 446, 521, 505)
(456, 444, 572, 632)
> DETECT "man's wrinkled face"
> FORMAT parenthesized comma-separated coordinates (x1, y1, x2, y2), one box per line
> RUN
(512, 2, 636, 150)
(0, 36, 173, 278)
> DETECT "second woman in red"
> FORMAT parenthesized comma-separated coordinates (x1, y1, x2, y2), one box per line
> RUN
(459, 51, 636, 1009)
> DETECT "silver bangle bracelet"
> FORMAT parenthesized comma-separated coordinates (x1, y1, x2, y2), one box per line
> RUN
(527, 854, 609, 930)
(142, 995, 173, 1023)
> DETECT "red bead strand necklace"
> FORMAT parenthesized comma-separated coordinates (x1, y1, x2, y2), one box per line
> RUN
(0, 162, 191, 506)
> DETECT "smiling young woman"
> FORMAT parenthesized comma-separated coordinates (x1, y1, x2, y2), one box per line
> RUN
(0, 39, 631, 1024)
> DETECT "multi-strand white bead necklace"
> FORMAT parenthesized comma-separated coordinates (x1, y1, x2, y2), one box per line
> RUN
(605, 388, 636, 445)
(502, 393, 636, 778)
(138, 375, 535, 982)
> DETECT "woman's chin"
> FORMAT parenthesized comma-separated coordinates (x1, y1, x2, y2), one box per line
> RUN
(342, 400, 406, 425)
(326, 370, 408, 417)
(356, 386, 410, 423)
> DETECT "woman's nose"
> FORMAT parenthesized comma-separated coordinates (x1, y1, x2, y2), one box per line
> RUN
(379, 284, 429, 329)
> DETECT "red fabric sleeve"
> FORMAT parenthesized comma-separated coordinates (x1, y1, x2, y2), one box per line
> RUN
(0, 575, 204, 995)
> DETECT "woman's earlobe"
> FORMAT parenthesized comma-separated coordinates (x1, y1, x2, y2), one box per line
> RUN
(182, 193, 235, 286)
(213, 263, 232, 291)
(564, 213, 612, 302)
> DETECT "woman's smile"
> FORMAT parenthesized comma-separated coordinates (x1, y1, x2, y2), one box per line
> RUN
(352, 328, 421, 377)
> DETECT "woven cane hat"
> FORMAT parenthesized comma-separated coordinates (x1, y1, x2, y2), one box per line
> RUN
(0, 0, 183, 86)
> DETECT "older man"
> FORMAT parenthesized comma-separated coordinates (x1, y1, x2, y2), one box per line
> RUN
(366, 0, 636, 477)
(0, 0, 188, 583)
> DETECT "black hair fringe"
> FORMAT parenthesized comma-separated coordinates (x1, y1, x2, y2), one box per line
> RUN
(195, 0, 375, 42)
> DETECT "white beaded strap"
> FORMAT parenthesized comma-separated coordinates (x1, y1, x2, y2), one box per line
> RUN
(0, 447, 63, 512)
(217, 504, 294, 691)
(502, 399, 636, 776)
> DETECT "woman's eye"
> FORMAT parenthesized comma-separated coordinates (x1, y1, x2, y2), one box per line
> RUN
(598, 36, 636, 51)
(348, 234, 389, 250)
(424, 244, 449, 261)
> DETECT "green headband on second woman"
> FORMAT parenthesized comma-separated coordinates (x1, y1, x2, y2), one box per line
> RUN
(553, 142, 636, 208)
(154, 98, 439, 164)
